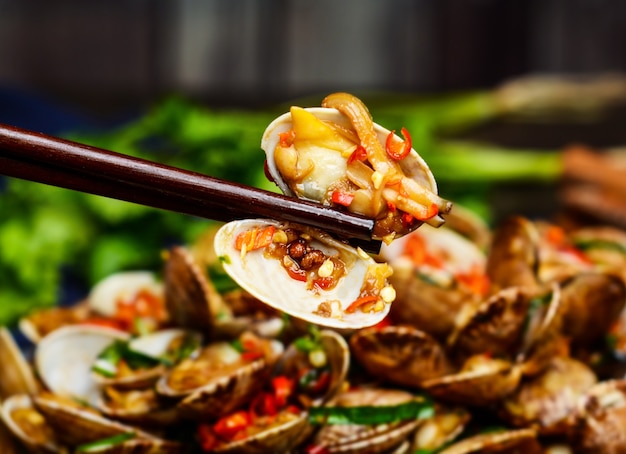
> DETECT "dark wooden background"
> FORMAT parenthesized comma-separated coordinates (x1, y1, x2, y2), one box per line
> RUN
(1, 0, 625, 118)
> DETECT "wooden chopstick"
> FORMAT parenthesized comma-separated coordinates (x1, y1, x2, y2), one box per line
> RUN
(0, 123, 381, 251)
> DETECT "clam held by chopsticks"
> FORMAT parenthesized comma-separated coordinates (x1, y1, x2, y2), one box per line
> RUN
(262, 92, 452, 242)
(214, 219, 395, 329)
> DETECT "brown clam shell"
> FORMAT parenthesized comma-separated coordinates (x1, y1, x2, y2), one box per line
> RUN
(573, 379, 626, 454)
(448, 287, 531, 361)
(421, 357, 522, 407)
(350, 326, 453, 388)
(558, 271, 626, 347)
(32, 392, 156, 447)
(74, 438, 186, 454)
(211, 412, 311, 454)
(311, 388, 423, 454)
(163, 246, 218, 334)
(0, 328, 40, 400)
(1, 394, 64, 453)
(499, 356, 597, 436)
(438, 428, 541, 454)
(486, 216, 540, 294)
(388, 268, 478, 341)
(98, 386, 180, 428)
(156, 356, 269, 420)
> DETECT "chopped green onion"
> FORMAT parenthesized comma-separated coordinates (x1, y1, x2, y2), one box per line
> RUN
(92, 339, 161, 377)
(574, 239, 626, 256)
(309, 396, 434, 425)
(76, 432, 136, 452)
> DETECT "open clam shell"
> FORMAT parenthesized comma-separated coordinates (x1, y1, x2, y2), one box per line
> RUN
(499, 356, 597, 436)
(32, 391, 157, 448)
(1, 394, 64, 453)
(35, 325, 130, 406)
(486, 216, 541, 294)
(262, 107, 438, 201)
(210, 412, 311, 454)
(88, 271, 163, 319)
(421, 355, 523, 408)
(93, 328, 201, 390)
(214, 219, 395, 329)
(155, 335, 282, 420)
(438, 427, 542, 454)
(573, 379, 626, 453)
(310, 388, 424, 454)
(262, 92, 453, 240)
(379, 225, 487, 340)
(164, 246, 220, 335)
(0, 327, 40, 400)
(350, 325, 453, 388)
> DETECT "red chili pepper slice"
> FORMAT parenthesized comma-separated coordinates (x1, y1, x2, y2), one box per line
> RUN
(235, 226, 276, 252)
(385, 127, 412, 161)
(286, 265, 307, 282)
(312, 276, 334, 291)
(331, 191, 354, 207)
(272, 375, 295, 407)
(345, 295, 379, 313)
(212, 411, 251, 440)
(250, 392, 278, 418)
(347, 145, 368, 164)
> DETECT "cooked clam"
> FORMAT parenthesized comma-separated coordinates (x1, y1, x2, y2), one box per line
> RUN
(1, 394, 65, 453)
(308, 387, 429, 454)
(0, 327, 39, 400)
(350, 325, 453, 388)
(35, 325, 130, 406)
(262, 92, 451, 240)
(485, 216, 540, 294)
(379, 224, 488, 340)
(438, 427, 542, 454)
(573, 379, 626, 453)
(421, 354, 523, 407)
(156, 331, 282, 420)
(499, 356, 597, 435)
(214, 219, 395, 329)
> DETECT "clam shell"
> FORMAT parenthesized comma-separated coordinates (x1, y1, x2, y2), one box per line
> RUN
(214, 219, 393, 329)
(379, 225, 486, 340)
(311, 388, 422, 453)
(0, 327, 39, 400)
(155, 338, 278, 420)
(94, 328, 201, 390)
(486, 216, 540, 293)
(98, 386, 180, 428)
(437, 428, 541, 454)
(1, 394, 63, 453)
(32, 392, 156, 447)
(262, 106, 438, 203)
(35, 325, 130, 406)
(211, 412, 311, 454)
(77, 438, 185, 454)
(350, 326, 453, 388)
(88, 271, 163, 318)
(412, 406, 471, 452)
(163, 246, 218, 334)
(421, 357, 522, 407)
(499, 356, 597, 435)
(573, 379, 626, 453)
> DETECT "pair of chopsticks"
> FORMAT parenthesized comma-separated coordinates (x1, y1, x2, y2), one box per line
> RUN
(0, 123, 381, 253)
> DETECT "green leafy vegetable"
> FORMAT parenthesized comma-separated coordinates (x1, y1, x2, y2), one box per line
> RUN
(76, 432, 136, 452)
(309, 395, 434, 425)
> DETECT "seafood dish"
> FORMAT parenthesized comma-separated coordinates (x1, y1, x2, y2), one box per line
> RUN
(3, 93, 626, 453)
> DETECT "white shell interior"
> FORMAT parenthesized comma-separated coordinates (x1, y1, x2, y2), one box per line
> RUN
(88, 270, 163, 317)
(35, 325, 129, 406)
(214, 219, 390, 329)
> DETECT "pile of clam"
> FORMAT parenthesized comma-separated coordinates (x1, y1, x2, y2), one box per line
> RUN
(2, 211, 626, 453)
(3, 92, 626, 453)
